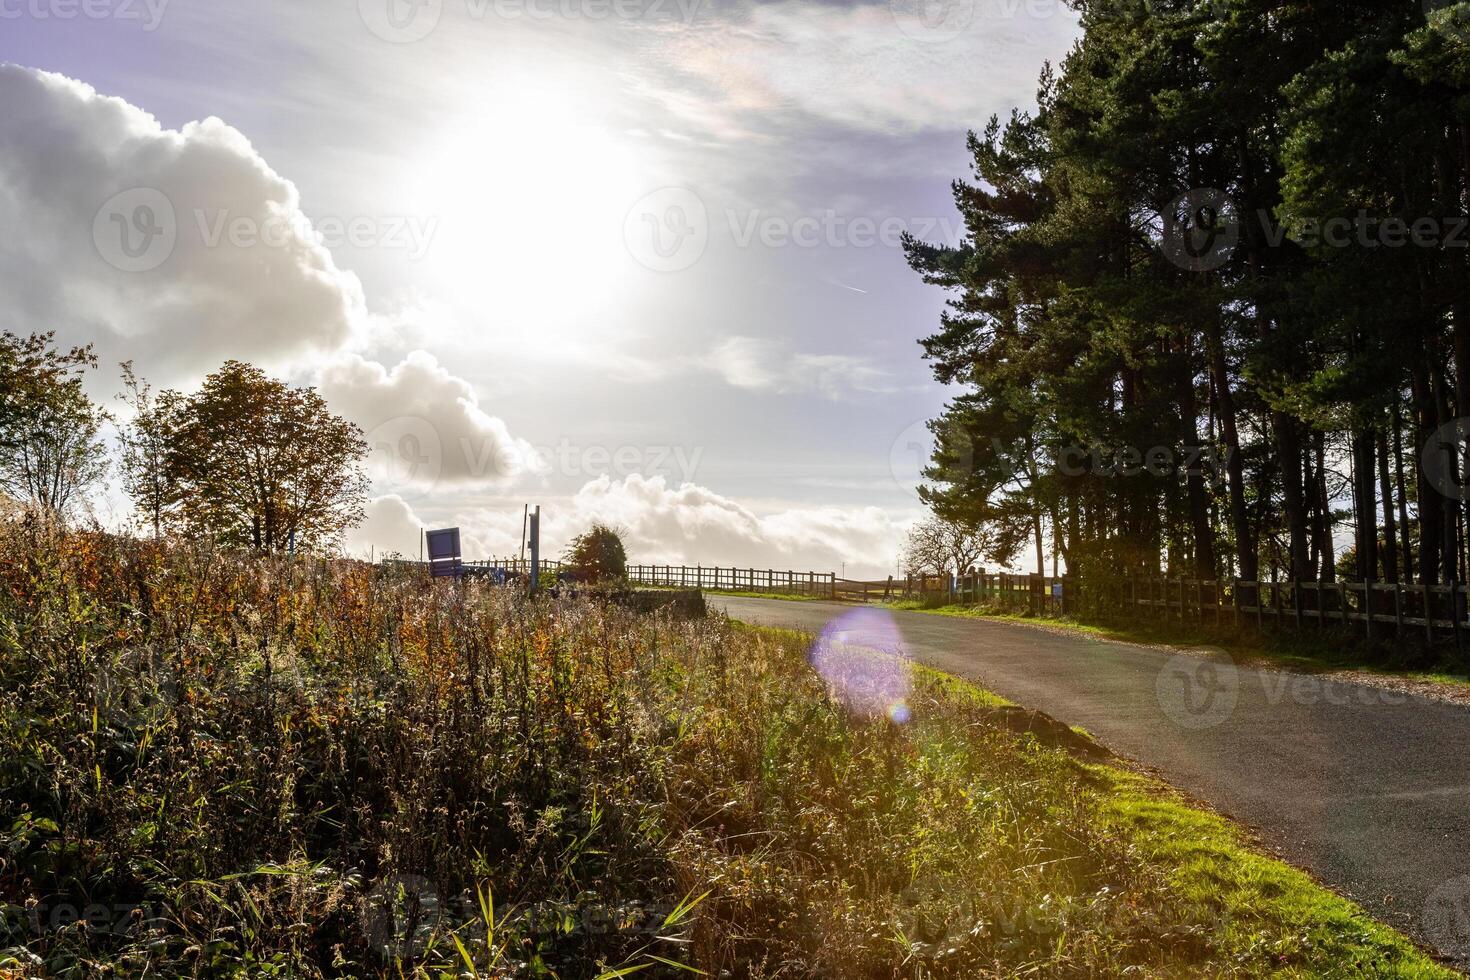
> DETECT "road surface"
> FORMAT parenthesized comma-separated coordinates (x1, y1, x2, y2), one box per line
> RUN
(711, 595, 1470, 967)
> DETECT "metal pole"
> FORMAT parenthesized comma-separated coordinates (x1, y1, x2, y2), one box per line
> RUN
(519, 504, 528, 563)
(529, 506, 541, 593)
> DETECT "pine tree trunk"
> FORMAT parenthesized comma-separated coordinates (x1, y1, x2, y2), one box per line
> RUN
(1393, 398, 1413, 586)
(1377, 425, 1398, 583)
(1176, 340, 1216, 577)
(1352, 428, 1378, 582)
(1413, 361, 1445, 583)
(1313, 430, 1334, 579)
(1205, 318, 1253, 579)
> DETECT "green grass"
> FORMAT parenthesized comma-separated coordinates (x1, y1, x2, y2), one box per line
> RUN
(0, 522, 1457, 977)
(880, 597, 1470, 690)
(734, 624, 1454, 977)
(1091, 764, 1450, 978)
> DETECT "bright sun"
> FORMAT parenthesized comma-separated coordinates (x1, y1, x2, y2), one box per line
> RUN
(410, 90, 645, 333)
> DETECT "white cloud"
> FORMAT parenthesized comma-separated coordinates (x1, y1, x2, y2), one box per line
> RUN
(705, 336, 890, 398)
(351, 478, 912, 577)
(317, 351, 537, 492)
(0, 64, 366, 381)
(653, 0, 1080, 137)
(547, 474, 909, 577)
(341, 494, 504, 561)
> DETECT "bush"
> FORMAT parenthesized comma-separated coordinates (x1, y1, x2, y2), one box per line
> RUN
(563, 523, 627, 582)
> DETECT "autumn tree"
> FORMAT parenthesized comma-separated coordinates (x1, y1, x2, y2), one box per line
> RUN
(901, 516, 1000, 577)
(0, 331, 108, 515)
(162, 361, 368, 552)
(563, 523, 628, 582)
(116, 362, 180, 538)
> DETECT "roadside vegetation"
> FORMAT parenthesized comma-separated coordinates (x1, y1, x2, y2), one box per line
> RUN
(0, 520, 1454, 977)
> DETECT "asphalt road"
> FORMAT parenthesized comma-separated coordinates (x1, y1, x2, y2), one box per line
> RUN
(711, 595, 1470, 967)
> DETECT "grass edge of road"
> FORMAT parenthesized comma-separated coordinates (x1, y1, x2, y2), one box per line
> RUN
(876, 598, 1470, 693)
(737, 622, 1462, 977)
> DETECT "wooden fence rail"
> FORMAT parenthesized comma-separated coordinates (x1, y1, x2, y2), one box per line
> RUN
(1124, 576, 1470, 645)
(627, 564, 837, 599)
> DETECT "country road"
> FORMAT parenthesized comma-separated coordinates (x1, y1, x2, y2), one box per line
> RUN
(711, 595, 1470, 968)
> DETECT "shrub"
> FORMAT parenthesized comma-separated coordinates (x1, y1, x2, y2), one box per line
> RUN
(563, 523, 627, 583)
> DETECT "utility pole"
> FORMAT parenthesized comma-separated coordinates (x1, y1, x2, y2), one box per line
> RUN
(529, 505, 541, 593)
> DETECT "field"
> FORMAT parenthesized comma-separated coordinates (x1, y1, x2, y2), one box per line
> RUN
(0, 520, 1453, 978)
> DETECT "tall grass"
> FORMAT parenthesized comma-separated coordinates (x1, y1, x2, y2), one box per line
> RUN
(0, 518, 1450, 977)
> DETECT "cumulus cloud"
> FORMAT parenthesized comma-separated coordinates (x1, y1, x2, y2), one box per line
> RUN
(345, 478, 911, 577)
(317, 351, 536, 492)
(705, 336, 890, 398)
(0, 64, 366, 381)
(549, 474, 909, 577)
(341, 494, 507, 561)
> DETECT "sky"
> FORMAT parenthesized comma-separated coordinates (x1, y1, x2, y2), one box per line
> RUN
(0, 0, 1080, 577)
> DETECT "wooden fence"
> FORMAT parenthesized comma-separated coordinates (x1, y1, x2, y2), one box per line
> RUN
(1125, 576, 1470, 644)
(386, 553, 1469, 645)
(627, 564, 837, 599)
(832, 572, 1072, 615)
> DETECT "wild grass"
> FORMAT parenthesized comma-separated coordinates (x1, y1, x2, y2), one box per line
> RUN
(0, 519, 1453, 977)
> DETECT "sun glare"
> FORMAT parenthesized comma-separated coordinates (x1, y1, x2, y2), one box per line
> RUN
(410, 91, 645, 331)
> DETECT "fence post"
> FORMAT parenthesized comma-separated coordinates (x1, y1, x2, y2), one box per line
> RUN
(1364, 580, 1375, 643)
(1453, 584, 1464, 657)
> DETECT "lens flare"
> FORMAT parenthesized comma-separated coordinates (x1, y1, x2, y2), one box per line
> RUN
(808, 608, 913, 723)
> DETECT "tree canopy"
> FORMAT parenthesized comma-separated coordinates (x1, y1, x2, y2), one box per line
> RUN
(564, 523, 629, 582)
(156, 361, 368, 552)
(0, 332, 107, 516)
(906, 0, 1470, 587)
